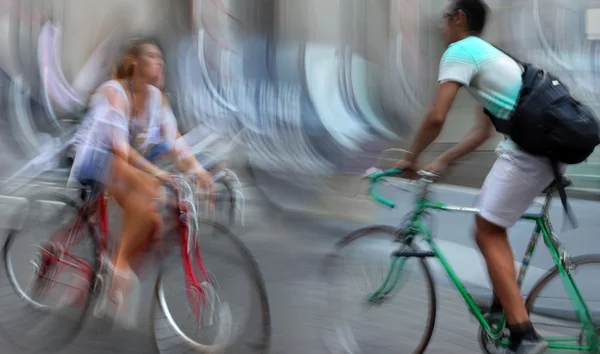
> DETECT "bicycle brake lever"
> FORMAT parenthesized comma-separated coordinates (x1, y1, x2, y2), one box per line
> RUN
(417, 171, 440, 179)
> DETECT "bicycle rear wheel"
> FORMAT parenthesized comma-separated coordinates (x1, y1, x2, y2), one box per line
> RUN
(0, 193, 99, 353)
(322, 225, 437, 354)
(151, 220, 271, 353)
(524, 254, 600, 352)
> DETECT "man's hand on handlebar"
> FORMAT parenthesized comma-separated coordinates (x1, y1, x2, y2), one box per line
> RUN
(422, 157, 449, 177)
(395, 155, 448, 180)
(393, 159, 418, 180)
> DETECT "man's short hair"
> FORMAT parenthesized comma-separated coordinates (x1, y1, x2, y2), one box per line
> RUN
(452, 0, 489, 34)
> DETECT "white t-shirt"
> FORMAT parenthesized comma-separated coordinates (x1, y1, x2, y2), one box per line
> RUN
(72, 80, 178, 175)
(437, 36, 523, 151)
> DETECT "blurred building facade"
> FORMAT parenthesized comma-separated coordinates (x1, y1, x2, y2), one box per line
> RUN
(0, 0, 599, 194)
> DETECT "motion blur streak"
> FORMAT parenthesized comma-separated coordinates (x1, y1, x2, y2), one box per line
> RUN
(1, 1, 600, 354)
(0, 0, 599, 208)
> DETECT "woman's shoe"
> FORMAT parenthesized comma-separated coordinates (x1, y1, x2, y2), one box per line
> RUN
(106, 266, 141, 330)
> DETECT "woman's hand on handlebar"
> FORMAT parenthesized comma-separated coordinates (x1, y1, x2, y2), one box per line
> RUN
(153, 169, 172, 183)
(190, 166, 216, 215)
(189, 165, 214, 189)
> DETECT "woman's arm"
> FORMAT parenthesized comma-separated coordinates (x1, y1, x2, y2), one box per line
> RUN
(160, 94, 209, 175)
(128, 146, 166, 177)
(172, 131, 207, 173)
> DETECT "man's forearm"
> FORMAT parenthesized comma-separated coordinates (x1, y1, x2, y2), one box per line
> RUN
(407, 118, 444, 162)
(437, 126, 491, 164)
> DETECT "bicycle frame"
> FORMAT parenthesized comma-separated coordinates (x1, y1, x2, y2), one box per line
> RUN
(34, 195, 101, 296)
(368, 169, 599, 352)
(35, 177, 213, 323)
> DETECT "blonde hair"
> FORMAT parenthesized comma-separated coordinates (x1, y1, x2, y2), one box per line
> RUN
(112, 38, 157, 79)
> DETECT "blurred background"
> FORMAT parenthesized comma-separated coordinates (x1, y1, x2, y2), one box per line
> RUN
(1, 1, 600, 353)
(1, 0, 599, 221)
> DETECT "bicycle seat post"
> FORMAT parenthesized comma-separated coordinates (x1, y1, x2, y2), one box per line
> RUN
(540, 191, 553, 217)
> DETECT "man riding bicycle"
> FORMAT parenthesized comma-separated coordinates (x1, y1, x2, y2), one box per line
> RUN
(395, 1, 558, 353)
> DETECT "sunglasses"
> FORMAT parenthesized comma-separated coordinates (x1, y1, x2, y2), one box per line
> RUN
(442, 9, 466, 21)
(442, 12, 455, 20)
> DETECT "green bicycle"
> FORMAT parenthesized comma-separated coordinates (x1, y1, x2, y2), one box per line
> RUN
(323, 168, 600, 353)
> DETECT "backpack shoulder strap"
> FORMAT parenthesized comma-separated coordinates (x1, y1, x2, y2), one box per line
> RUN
(551, 161, 579, 230)
(491, 45, 549, 101)
(489, 44, 526, 68)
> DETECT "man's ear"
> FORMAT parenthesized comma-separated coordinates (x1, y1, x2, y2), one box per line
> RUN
(456, 9, 469, 27)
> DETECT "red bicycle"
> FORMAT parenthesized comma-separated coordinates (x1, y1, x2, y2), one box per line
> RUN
(0, 173, 271, 353)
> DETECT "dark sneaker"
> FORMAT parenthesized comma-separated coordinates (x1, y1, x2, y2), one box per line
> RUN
(512, 338, 548, 354)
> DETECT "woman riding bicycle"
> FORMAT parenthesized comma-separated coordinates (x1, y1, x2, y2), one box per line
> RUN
(70, 37, 213, 327)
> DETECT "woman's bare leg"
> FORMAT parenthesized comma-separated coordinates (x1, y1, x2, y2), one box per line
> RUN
(107, 157, 162, 273)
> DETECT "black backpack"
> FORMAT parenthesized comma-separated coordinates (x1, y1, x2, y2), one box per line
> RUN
(484, 47, 600, 227)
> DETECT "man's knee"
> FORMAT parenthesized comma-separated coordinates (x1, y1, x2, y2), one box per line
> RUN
(474, 214, 507, 248)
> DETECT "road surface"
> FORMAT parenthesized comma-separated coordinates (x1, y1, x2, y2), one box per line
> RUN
(0, 181, 598, 353)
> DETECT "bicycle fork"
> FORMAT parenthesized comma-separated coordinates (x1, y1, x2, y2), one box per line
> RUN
(367, 240, 433, 303)
(178, 204, 215, 326)
(367, 256, 406, 303)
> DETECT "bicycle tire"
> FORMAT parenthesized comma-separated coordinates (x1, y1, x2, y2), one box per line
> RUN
(151, 220, 271, 353)
(322, 225, 437, 354)
(0, 192, 99, 353)
(524, 254, 600, 344)
(525, 254, 600, 308)
(477, 254, 600, 353)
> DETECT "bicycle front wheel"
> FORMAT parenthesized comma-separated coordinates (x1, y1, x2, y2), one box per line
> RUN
(0, 193, 99, 353)
(322, 225, 437, 354)
(151, 220, 271, 353)
(524, 254, 600, 351)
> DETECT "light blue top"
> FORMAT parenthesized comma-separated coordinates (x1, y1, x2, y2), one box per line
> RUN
(438, 36, 523, 150)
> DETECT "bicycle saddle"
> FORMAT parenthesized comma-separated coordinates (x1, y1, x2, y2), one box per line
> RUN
(542, 176, 573, 195)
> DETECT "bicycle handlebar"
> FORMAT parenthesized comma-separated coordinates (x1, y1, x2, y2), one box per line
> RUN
(158, 177, 181, 199)
(366, 168, 439, 208)
(367, 168, 404, 208)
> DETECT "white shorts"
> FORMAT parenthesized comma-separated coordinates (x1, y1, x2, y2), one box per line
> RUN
(476, 148, 566, 228)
